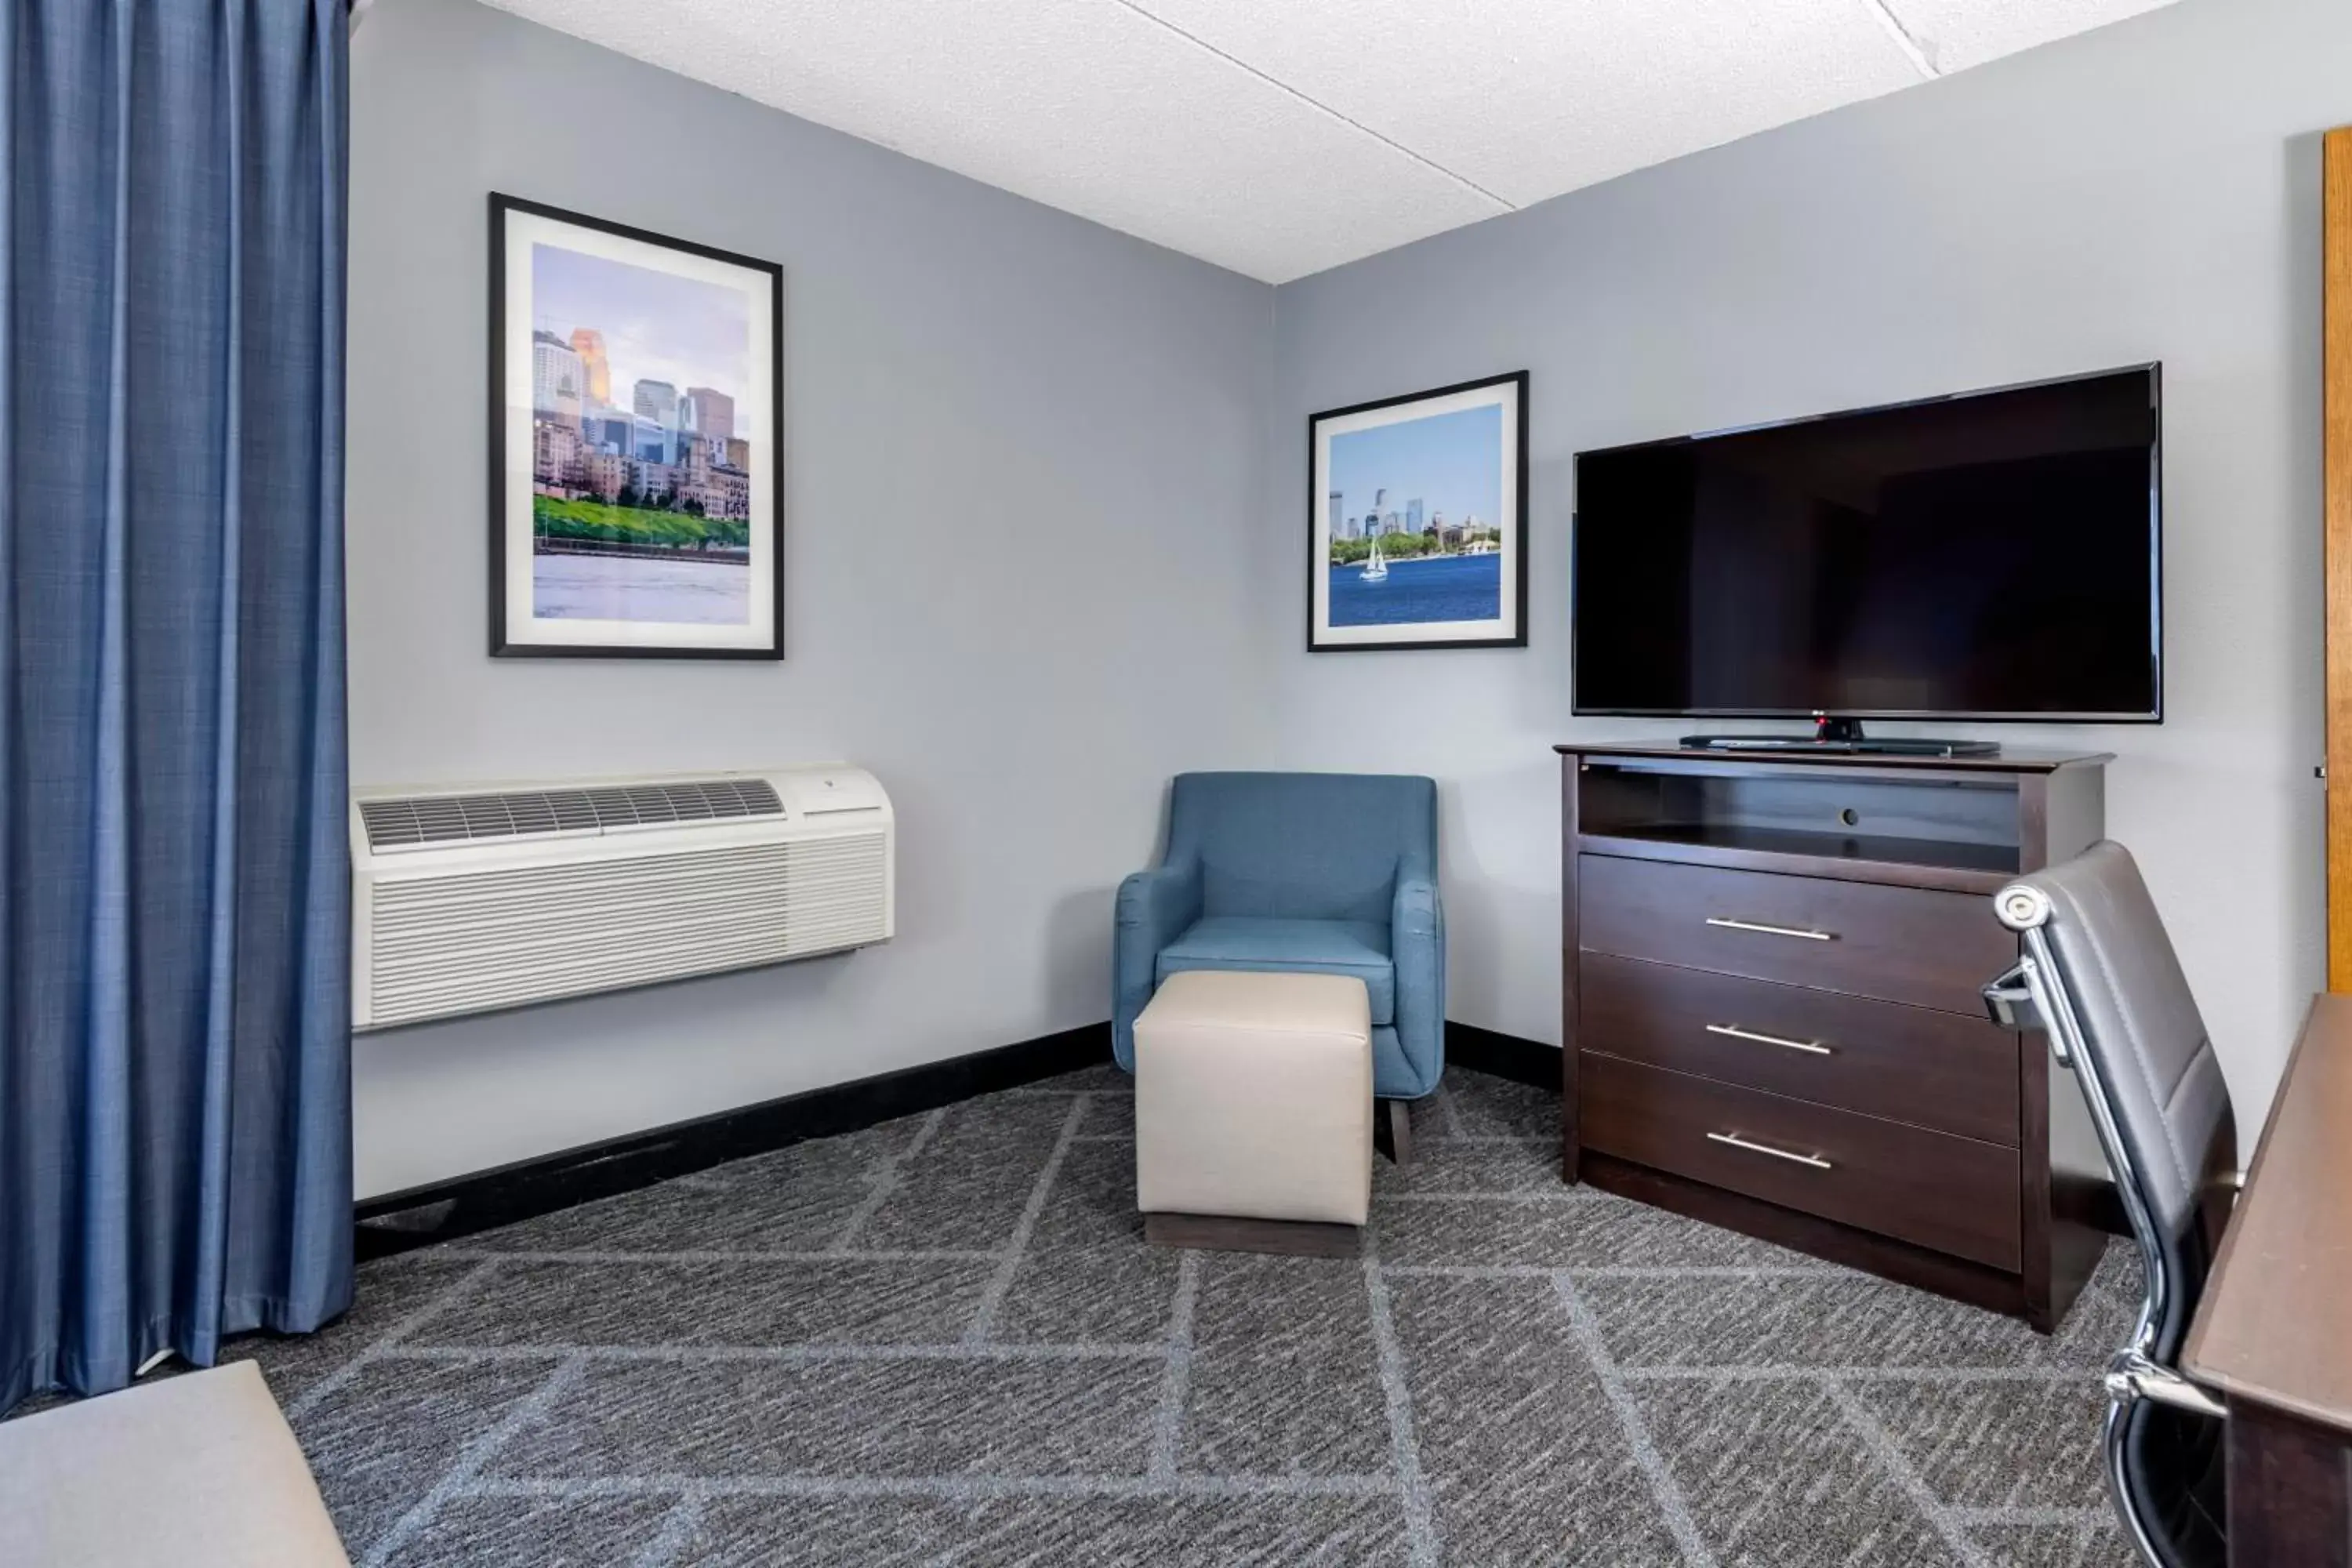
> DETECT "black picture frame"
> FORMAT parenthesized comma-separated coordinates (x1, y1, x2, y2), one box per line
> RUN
(1306, 370, 1530, 652)
(488, 193, 786, 659)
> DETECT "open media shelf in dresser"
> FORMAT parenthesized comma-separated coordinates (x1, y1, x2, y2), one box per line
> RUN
(1557, 742, 2114, 1332)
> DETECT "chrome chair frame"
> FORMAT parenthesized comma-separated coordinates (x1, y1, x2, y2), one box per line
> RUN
(1984, 880, 2229, 1568)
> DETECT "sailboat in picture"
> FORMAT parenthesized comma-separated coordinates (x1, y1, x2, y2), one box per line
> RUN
(1360, 537, 1388, 582)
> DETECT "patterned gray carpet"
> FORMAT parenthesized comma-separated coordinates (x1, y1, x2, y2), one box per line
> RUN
(154, 1066, 2144, 1564)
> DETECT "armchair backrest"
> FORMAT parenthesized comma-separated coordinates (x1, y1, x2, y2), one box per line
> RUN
(1167, 772, 1435, 924)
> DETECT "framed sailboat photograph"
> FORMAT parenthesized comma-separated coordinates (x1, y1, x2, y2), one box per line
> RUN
(1308, 371, 1528, 652)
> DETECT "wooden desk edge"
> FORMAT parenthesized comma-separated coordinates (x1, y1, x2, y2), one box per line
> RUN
(2183, 990, 2352, 1436)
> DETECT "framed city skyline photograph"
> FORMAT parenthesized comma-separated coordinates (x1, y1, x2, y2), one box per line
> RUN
(1308, 371, 1528, 652)
(489, 194, 783, 658)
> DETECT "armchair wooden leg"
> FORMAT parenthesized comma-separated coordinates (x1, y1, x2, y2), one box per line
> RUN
(1377, 1098, 1414, 1167)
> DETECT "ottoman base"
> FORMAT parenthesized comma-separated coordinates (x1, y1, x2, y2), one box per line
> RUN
(1134, 970, 1374, 1230)
(1145, 1211, 1360, 1259)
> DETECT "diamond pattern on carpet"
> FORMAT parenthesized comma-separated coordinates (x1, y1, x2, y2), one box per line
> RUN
(150, 1065, 2144, 1564)
(374, 1495, 681, 1568)
(483, 1355, 1169, 1480)
(688, 1494, 1414, 1567)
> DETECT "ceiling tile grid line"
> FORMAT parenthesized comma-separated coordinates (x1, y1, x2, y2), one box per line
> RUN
(1102, 0, 1519, 215)
(1857, 0, 1943, 78)
(1117, 0, 1934, 217)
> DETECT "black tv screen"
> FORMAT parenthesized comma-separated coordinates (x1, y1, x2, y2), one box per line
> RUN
(1572, 367, 2161, 722)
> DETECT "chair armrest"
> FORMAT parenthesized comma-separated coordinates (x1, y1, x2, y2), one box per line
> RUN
(1982, 958, 2045, 1033)
(2107, 1349, 2229, 1421)
(1388, 874, 1446, 1094)
(1117, 858, 1202, 944)
(1393, 874, 1443, 942)
(1112, 858, 1202, 1067)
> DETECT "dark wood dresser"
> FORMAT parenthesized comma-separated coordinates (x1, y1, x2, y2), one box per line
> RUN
(1558, 742, 2113, 1331)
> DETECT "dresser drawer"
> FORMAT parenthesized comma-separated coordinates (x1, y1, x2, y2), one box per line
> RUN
(1580, 954, 2021, 1147)
(1580, 1052, 2022, 1270)
(1578, 855, 2016, 1014)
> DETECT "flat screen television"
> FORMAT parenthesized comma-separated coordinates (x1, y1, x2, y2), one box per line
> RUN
(1571, 366, 2161, 727)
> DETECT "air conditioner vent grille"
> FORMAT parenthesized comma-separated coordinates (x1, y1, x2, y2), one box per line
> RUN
(358, 778, 782, 851)
(363, 833, 887, 1028)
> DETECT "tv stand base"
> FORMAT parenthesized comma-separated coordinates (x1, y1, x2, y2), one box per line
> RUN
(1680, 735, 2002, 758)
(1679, 717, 2000, 758)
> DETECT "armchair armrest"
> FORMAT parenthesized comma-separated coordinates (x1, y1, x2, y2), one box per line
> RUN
(1118, 858, 1202, 943)
(1388, 872, 1446, 1096)
(1393, 874, 1443, 943)
(1112, 857, 1202, 1067)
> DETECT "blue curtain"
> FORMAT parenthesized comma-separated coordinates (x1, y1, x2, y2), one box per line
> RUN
(1, 0, 351, 1416)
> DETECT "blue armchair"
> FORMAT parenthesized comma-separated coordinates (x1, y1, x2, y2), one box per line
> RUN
(1113, 771, 1443, 1101)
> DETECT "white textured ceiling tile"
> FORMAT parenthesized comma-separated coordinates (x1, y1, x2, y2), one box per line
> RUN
(471, 0, 2189, 280)
(476, 0, 1502, 281)
(1878, 0, 2181, 74)
(1127, 0, 1925, 209)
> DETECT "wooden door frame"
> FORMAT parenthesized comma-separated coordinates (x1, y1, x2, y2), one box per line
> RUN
(2327, 128, 2352, 988)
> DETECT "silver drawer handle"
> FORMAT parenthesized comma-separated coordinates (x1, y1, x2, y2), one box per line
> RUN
(1706, 1023, 1834, 1057)
(1707, 1131, 1833, 1170)
(1705, 916, 1834, 942)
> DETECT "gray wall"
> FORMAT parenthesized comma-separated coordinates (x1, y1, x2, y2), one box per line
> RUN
(1266, 0, 2348, 1122)
(347, 0, 1274, 1198)
(355, 0, 2344, 1196)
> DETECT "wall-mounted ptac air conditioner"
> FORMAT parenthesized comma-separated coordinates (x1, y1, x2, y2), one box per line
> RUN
(350, 766, 893, 1031)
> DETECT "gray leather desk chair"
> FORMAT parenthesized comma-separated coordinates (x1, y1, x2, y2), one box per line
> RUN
(1981, 841, 2235, 1568)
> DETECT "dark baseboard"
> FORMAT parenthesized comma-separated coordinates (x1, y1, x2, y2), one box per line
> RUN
(353, 1018, 1565, 1262)
(354, 1022, 1112, 1261)
(1445, 1022, 1559, 1090)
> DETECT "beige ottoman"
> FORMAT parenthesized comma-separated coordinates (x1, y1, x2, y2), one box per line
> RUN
(1134, 969, 1373, 1257)
(0, 1361, 350, 1566)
